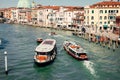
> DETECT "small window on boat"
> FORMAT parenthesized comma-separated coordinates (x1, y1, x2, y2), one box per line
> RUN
(69, 48, 76, 54)
(78, 53, 86, 56)
(37, 52, 47, 55)
(43, 41, 54, 45)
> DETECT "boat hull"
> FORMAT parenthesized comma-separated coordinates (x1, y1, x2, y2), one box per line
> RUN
(63, 45, 88, 60)
(34, 57, 55, 67)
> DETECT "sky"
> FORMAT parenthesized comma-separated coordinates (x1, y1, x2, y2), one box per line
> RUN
(0, 0, 118, 8)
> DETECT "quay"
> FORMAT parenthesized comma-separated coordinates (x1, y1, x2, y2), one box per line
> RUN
(73, 26, 119, 51)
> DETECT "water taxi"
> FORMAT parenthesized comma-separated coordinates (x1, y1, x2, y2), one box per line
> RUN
(63, 40, 88, 60)
(34, 39, 57, 66)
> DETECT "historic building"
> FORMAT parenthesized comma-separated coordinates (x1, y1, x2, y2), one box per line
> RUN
(31, 8, 38, 24)
(0, 9, 5, 18)
(114, 16, 120, 34)
(55, 6, 84, 30)
(17, 8, 31, 24)
(84, 0, 120, 31)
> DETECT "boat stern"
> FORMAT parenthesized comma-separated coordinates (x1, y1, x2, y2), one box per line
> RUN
(79, 53, 88, 60)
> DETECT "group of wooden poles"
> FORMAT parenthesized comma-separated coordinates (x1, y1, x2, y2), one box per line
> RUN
(74, 32, 119, 51)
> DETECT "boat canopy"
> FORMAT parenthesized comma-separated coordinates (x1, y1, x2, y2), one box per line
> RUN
(35, 39, 56, 52)
(43, 41, 54, 45)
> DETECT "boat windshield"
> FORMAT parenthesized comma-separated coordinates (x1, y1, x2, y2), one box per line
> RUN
(37, 52, 47, 55)
(43, 41, 54, 45)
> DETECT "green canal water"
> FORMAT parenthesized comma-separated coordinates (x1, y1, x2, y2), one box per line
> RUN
(0, 24, 120, 80)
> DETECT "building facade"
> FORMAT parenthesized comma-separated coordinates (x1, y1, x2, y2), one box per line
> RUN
(84, 1, 120, 31)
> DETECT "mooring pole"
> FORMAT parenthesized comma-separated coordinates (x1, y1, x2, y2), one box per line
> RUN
(0, 39, 1, 45)
(113, 41, 115, 52)
(4, 51, 8, 75)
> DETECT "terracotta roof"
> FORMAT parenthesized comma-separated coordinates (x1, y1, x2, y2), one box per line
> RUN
(0, 8, 6, 11)
(90, 1, 120, 8)
(64, 6, 83, 10)
(64, 6, 84, 12)
(42, 6, 60, 10)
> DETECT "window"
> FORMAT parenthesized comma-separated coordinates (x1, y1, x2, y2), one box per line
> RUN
(100, 16, 102, 20)
(109, 16, 115, 20)
(91, 22, 94, 24)
(100, 22, 102, 24)
(116, 10, 119, 13)
(39, 12, 43, 15)
(87, 16, 89, 19)
(87, 10, 89, 13)
(104, 16, 107, 20)
(100, 10, 103, 13)
(91, 16, 94, 20)
(87, 22, 89, 24)
(104, 22, 107, 24)
(92, 10, 94, 13)
(105, 10, 107, 13)
(84, 10, 86, 14)
(60, 18, 62, 21)
(111, 10, 114, 14)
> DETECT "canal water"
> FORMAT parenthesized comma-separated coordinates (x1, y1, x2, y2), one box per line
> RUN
(0, 23, 120, 80)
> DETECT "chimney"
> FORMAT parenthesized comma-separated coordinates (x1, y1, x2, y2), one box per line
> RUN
(118, 0, 119, 2)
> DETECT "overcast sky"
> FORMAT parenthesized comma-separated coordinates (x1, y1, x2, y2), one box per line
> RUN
(0, 0, 118, 8)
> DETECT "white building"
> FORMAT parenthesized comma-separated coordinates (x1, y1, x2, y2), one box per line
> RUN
(64, 7, 84, 30)
(55, 6, 84, 30)
(55, 6, 67, 28)
(37, 6, 59, 28)
(84, 0, 120, 31)
(11, 8, 18, 23)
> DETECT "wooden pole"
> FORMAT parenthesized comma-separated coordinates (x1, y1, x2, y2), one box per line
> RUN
(116, 40, 119, 48)
(108, 39, 111, 49)
(113, 41, 115, 52)
(0, 39, 1, 45)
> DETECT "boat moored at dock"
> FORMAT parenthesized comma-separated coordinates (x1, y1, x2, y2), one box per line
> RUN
(63, 40, 88, 60)
(36, 38, 43, 44)
(34, 39, 57, 66)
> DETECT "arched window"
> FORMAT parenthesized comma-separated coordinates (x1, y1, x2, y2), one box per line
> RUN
(100, 10, 103, 13)
(91, 16, 94, 20)
(100, 16, 102, 20)
(104, 16, 107, 20)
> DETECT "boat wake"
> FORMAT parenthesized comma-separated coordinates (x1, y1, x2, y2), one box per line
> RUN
(83, 61, 97, 77)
